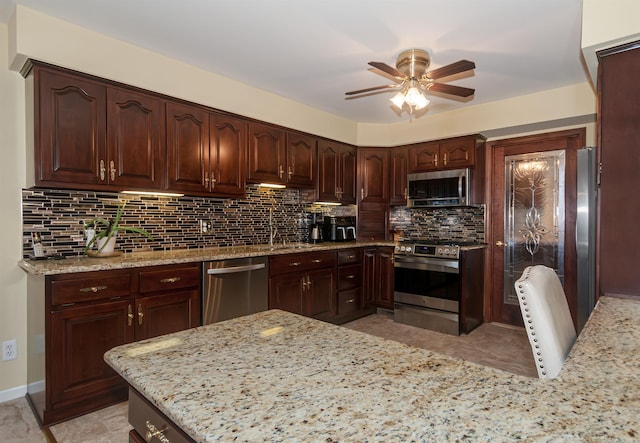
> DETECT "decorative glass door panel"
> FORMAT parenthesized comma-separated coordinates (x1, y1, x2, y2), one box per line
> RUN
(503, 150, 565, 305)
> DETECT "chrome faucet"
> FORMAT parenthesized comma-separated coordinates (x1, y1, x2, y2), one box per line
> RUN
(269, 208, 278, 246)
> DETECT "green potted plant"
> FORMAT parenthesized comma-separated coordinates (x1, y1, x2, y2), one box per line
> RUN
(84, 201, 153, 256)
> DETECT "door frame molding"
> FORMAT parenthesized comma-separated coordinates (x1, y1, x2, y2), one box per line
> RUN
(484, 128, 586, 326)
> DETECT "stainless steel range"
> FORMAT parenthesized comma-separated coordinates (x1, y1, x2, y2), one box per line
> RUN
(393, 239, 485, 335)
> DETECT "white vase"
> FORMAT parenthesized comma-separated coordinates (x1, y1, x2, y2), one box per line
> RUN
(95, 234, 117, 254)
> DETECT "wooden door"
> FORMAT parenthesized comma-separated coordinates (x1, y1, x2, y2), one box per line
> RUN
(408, 142, 439, 172)
(36, 67, 106, 186)
(286, 132, 316, 187)
(339, 145, 357, 204)
(268, 274, 303, 314)
(305, 268, 336, 321)
(166, 101, 210, 194)
(317, 141, 339, 202)
(598, 43, 640, 298)
(49, 300, 133, 406)
(440, 137, 476, 169)
(107, 87, 164, 189)
(135, 290, 199, 341)
(247, 122, 286, 184)
(489, 129, 583, 327)
(210, 113, 246, 196)
(375, 247, 395, 309)
(389, 147, 408, 206)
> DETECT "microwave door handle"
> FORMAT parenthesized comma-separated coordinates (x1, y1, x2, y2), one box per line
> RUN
(458, 173, 463, 202)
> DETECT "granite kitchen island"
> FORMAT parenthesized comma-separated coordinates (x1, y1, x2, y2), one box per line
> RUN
(105, 296, 639, 442)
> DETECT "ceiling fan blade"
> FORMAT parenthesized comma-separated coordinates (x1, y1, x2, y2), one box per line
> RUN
(426, 60, 475, 80)
(368, 61, 406, 80)
(427, 82, 475, 97)
(345, 84, 398, 96)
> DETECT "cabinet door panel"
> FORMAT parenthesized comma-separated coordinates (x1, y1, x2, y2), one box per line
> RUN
(409, 142, 439, 172)
(107, 87, 163, 189)
(37, 69, 106, 185)
(339, 146, 357, 204)
(210, 114, 246, 196)
(375, 248, 395, 309)
(358, 149, 389, 204)
(50, 300, 133, 405)
(362, 248, 376, 308)
(135, 290, 200, 341)
(305, 268, 335, 320)
(286, 132, 316, 187)
(166, 101, 209, 193)
(440, 138, 475, 168)
(317, 142, 339, 202)
(269, 274, 303, 314)
(247, 123, 286, 183)
(390, 147, 408, 206)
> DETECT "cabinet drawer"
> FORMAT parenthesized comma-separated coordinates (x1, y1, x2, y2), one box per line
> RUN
(138, 265, 200, 294)
(270, 251, 336, 275)
(128, 388, 194, 443)
(50, 272, 131, 306)
(338, 249, 361, 265)
(338, 288, 361, 315)
(338, 264, 361, 291)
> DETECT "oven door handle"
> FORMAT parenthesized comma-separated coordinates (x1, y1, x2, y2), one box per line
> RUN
(393, 256, 459, 274)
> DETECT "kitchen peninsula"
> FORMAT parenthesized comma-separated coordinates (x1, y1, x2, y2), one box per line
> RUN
(105, 296, 639, 442)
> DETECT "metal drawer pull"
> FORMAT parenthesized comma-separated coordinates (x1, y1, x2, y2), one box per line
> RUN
(347, 255, 355, 259)
(109, 160, 116, 181)
(289, 262, 302, 267)
(145, 420, 170, 443)
(345, 298, 355, 304)
(346, 274, 356, 279)
(160, 277, 181, 283)
(138, 304, 144, 325)
(311, 259, 322, 263)
(127, 304, 133, 326)
(80, 285, 107, 293)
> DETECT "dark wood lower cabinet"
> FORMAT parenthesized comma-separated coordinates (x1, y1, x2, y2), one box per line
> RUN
(26, 263, 201, 426)
(363, 247, 395, 310)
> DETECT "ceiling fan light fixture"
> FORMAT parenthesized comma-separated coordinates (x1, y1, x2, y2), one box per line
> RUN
(404, 85, 428, 108)
(390, 91, 406, 109)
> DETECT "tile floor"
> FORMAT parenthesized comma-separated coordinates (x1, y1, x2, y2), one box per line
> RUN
(0, 315, 536, 442)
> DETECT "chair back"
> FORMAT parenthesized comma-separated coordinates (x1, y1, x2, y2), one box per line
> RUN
(514, 265, 577, 379)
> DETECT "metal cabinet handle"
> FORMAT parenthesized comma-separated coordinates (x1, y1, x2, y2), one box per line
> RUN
(434, 153, 438, 167)
(145, 420, 170, 443)
(80, 285, 107, 293)
(403, 187, 408, 199)
(288, 165, 292, 178)
(347, 255, 355, 259)
(361, 188, 364, 200)
(211, 172, 216, 188)
(496, 241, 505, 247)
(345, 298, 355, 304)
(311, 259, 322, 263)
(99, 160, 106, 181)
(346, 274, 355, 279)
(443, 152, 448, 166)
(279, 164, 284, 179)
(127, 304, 133, 327)
(138, 304, 144, 325)
(289, 262, 301, 267)
(109, 160, 116, 181)
(160, 277, 181, 284)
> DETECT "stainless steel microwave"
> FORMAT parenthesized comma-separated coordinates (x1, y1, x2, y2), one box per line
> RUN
(407, 168, 471, 208)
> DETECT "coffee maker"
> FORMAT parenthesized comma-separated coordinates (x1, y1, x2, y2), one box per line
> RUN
(323, 216, 356, 242)
(304, 213, 324, 244)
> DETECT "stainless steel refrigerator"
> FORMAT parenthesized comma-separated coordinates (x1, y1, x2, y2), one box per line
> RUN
(576, 147, 597, 332)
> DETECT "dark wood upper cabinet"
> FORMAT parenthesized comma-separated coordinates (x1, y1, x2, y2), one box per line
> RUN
(107, 87, 164, 190)
(439, 137, 476, 169)
(358, 148, 389, 204)
(166, 101, 210, 194)
(247, 122, 286, 184)
(408, 141, 439, 172)
(408, 135, 482, 173)
(286, 132, 316, 187)
(389, 146, 408, 206)
(35, 67, 107, 187)
(318, 141, 356, 204)
(209, 113, 246, 196)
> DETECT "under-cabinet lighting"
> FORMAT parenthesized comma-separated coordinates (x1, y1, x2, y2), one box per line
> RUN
(258, 183, 286, 189)
(314, 201, 342, 206)
(120, 191, 184, 197)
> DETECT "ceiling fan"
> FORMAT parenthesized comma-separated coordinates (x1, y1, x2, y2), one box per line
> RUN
(345, 49, 476, 112)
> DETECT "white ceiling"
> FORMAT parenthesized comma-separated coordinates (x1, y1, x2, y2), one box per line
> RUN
(0, 0, 589, 124)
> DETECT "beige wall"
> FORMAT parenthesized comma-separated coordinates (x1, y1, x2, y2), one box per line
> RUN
(0, 22, 28, 399)
(0, 4, 611, 397)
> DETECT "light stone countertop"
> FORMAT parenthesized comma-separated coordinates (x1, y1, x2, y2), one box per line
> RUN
(18, 241, 393, 275)
(105, 296, 639, 442)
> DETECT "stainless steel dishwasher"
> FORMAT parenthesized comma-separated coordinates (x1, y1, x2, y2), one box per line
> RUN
(202, 256, 268, 324)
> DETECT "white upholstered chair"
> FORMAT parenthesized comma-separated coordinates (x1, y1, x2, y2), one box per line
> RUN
(514, 265, 577, 379)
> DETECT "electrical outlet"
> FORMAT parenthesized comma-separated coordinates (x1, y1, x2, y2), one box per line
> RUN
(199, 219, 213, 234)
(2, 339, 17, 361)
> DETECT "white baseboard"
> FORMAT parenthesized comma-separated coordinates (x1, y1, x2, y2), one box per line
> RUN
(0, 384, 27, 403)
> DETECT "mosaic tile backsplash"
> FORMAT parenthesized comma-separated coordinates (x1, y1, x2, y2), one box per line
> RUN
(389, 205, 486, 243)
(22, 187, 485, 258)
(22, 186, 355, 258)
